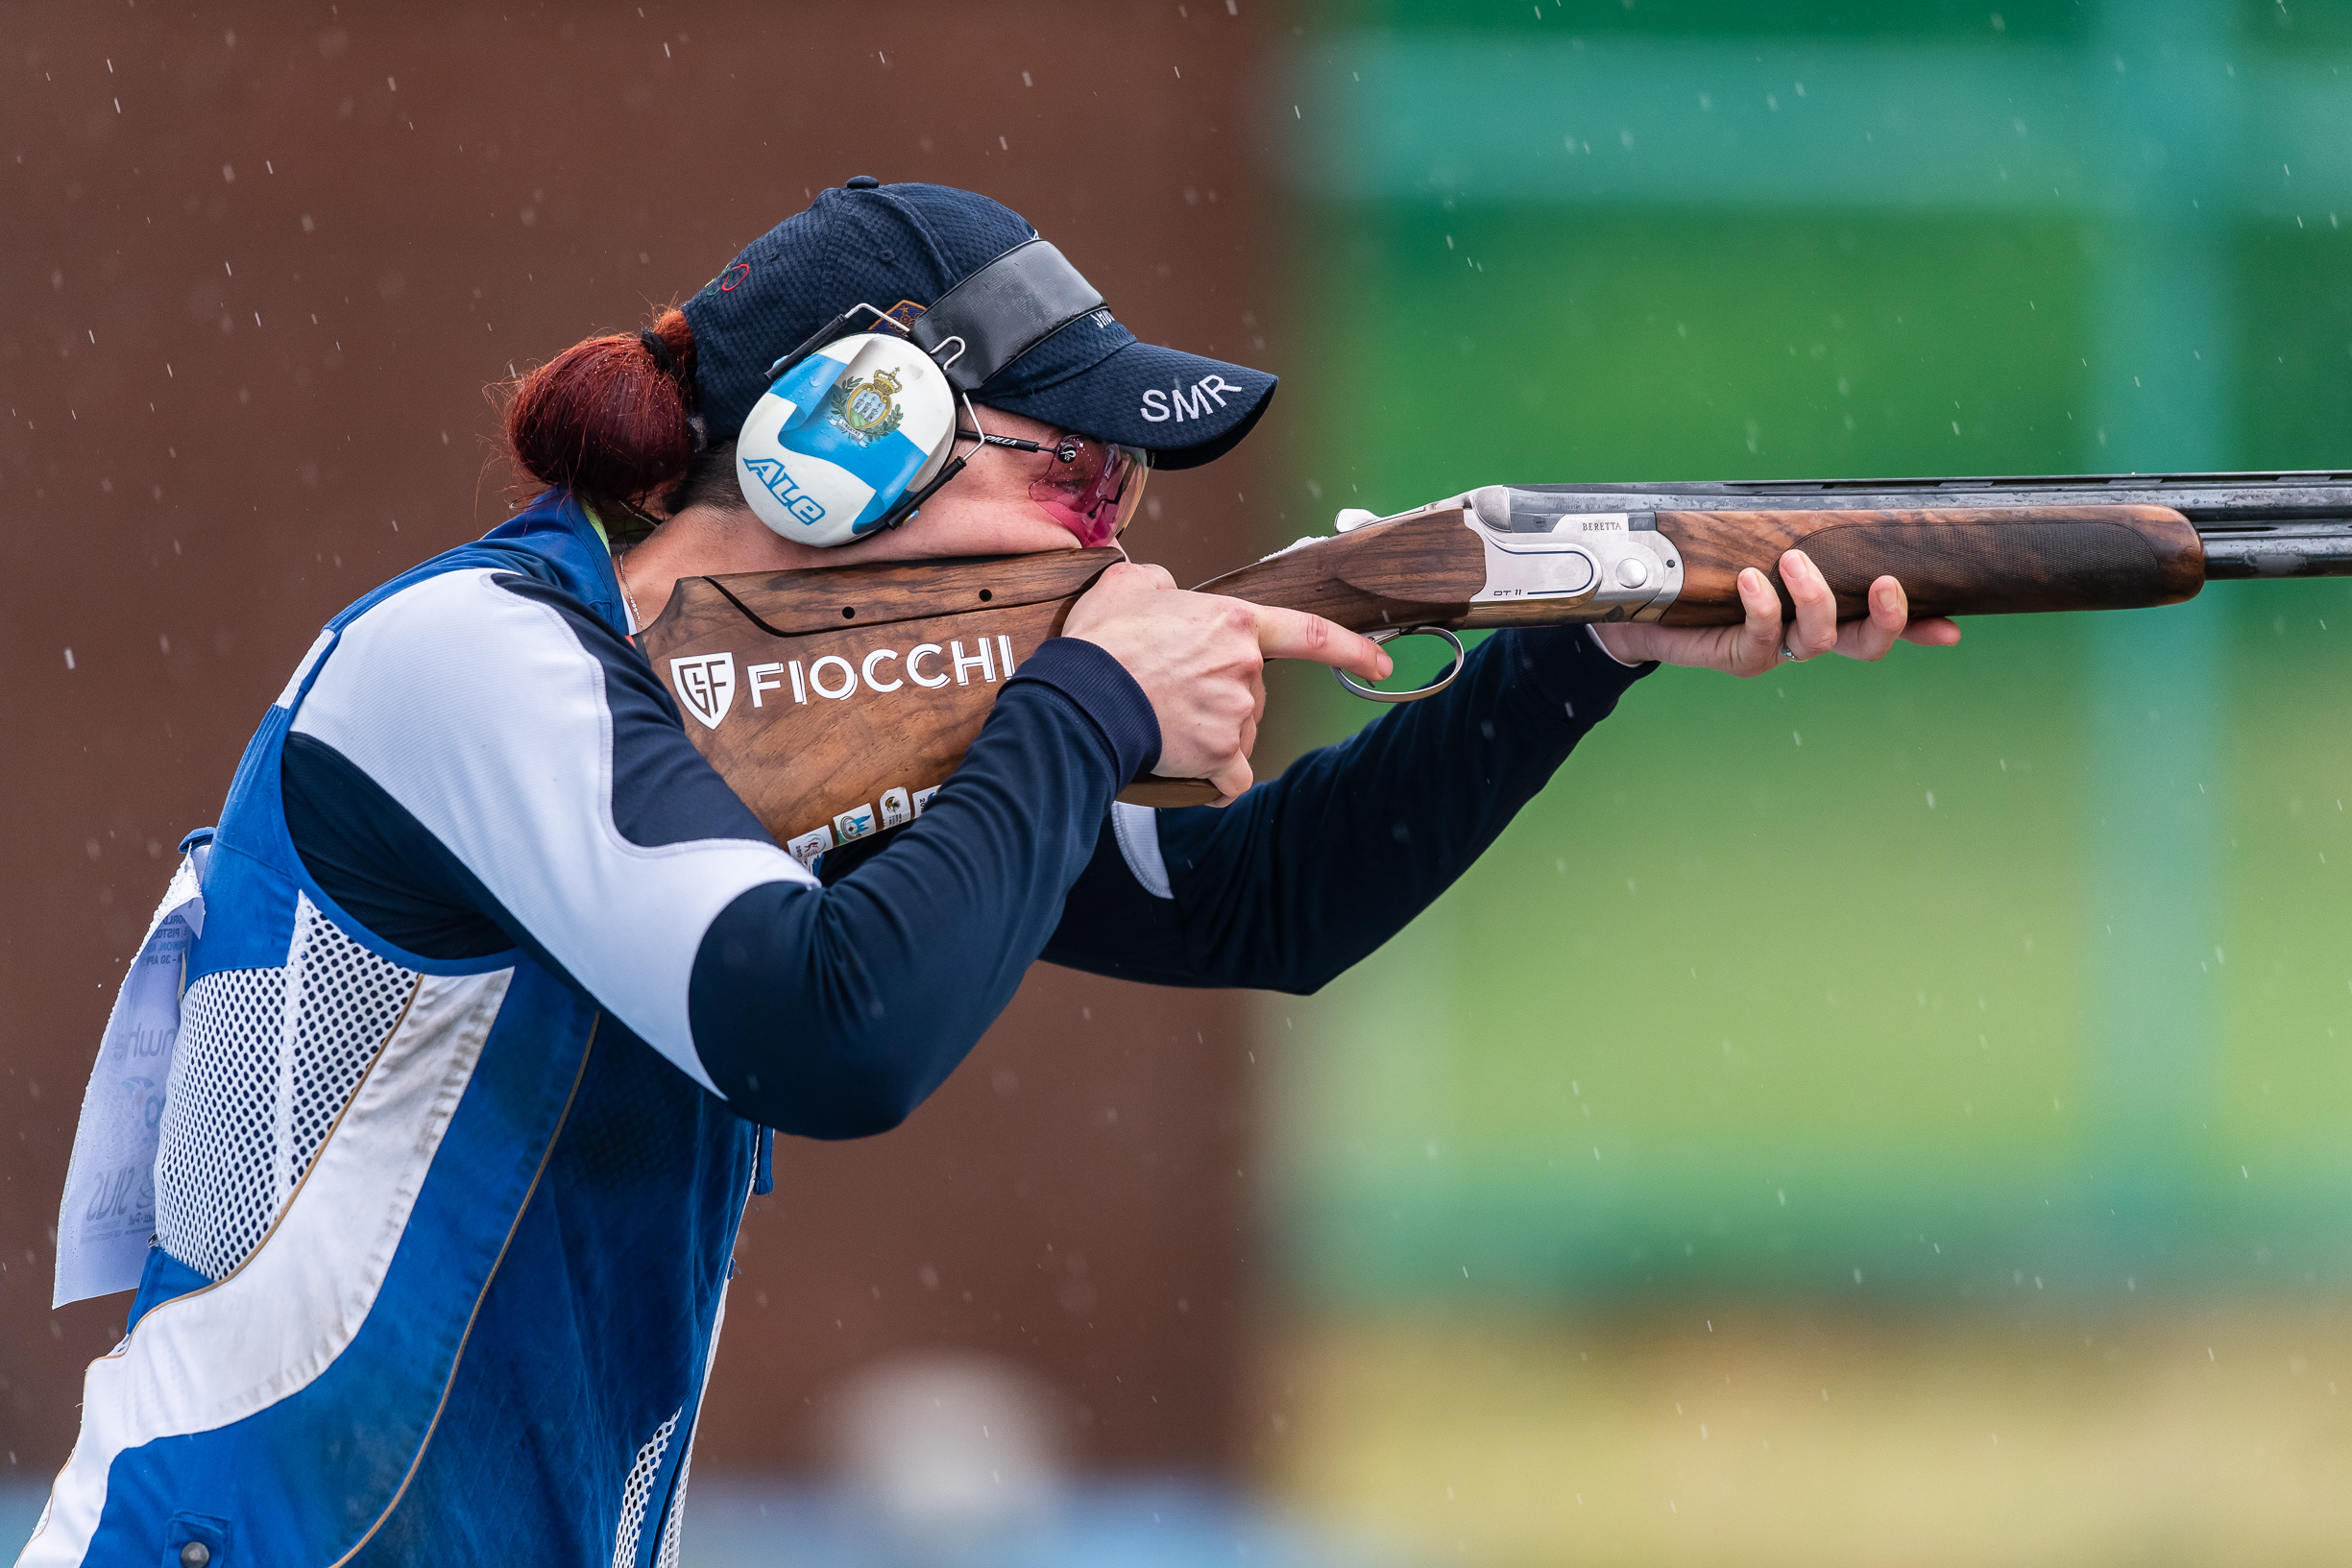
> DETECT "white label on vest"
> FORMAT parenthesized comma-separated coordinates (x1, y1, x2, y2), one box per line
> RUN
(53, 855, 205, 1307)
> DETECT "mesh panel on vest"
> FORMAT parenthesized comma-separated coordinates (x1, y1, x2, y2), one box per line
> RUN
(287, 912, 416, 1179)
(155, 901, 418, 1281)
(611, 1407, 681, 1568)
(157, 967, 287, 1281)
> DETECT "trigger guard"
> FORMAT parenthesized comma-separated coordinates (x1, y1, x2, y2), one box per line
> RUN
(1332, 625, 1466, 704)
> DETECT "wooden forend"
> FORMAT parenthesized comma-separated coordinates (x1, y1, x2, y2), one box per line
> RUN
(1655, 505, 2203, 623)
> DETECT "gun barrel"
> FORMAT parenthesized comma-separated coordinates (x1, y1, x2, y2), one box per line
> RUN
(2194, 520, 2352, 579)
(1497, 470, 2352, 582)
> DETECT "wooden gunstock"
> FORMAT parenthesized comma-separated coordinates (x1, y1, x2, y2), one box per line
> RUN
(1654, 504, 2203, 623)
(639, 549, 1223, 854)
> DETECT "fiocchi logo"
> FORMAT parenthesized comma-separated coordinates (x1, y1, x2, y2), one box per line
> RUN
(667, 637, 1016, 732)
(664, 638, 1021, 865)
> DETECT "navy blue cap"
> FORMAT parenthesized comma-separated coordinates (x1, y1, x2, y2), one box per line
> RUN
(680, 180, 1273, 471)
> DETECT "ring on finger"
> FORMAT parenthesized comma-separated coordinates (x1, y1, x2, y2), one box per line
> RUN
(1779, 642, 1799, 663)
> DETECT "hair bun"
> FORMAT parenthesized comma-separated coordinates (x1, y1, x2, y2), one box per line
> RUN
(505, 309, 698, 498)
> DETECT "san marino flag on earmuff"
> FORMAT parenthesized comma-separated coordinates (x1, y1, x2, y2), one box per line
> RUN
(735, 333, 958, 546)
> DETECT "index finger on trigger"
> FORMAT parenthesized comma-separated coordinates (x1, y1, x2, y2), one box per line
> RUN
(1251, 604, 1391, 680)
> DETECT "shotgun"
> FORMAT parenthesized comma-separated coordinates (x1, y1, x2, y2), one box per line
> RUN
(638, 470, 2352, 862)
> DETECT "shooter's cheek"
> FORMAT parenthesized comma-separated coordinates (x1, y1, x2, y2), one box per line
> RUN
(1032, 493, 1116, 548)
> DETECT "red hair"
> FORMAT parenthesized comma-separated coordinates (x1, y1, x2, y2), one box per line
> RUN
(504, 308, 698, 499)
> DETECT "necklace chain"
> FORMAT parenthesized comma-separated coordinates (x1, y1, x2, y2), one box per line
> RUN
(616, 547, 646, 632)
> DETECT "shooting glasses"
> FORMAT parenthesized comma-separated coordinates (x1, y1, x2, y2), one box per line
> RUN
(956, 426, 1151, 548)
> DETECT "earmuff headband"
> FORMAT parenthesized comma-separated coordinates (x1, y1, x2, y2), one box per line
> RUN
(764, 302, 903, 382)
(909, 240, 1103, 396)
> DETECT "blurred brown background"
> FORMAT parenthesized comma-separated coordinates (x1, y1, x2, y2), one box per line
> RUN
(0, 2, 1287, 1481)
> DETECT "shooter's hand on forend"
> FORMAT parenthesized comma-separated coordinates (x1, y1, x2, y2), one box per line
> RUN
(1064, 561, 1392, 805)
(1591, 548, 1964, 676)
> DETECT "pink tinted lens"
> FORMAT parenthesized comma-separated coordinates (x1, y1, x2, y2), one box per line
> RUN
(1031, 439, 1143, 547)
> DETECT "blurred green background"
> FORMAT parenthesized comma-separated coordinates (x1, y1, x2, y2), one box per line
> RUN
(1252, 1, 2352, 1560)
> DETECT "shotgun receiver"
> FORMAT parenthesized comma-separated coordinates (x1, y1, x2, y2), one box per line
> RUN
(638, 470, 2352, 860)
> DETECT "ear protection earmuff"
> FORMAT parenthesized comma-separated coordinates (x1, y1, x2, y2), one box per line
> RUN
(734, 239, 1110, 547)
(735, 327, 958, 546)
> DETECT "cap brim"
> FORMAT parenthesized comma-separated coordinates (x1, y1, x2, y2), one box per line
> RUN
(980, 334, 1276, 471)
